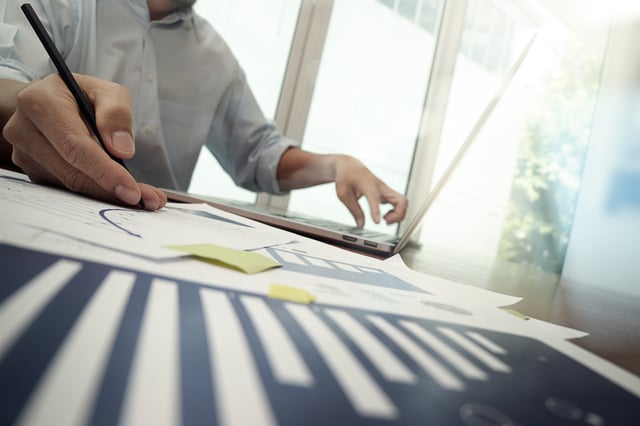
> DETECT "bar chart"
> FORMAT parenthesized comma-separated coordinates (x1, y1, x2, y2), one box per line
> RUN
(0, 244, 637, 425)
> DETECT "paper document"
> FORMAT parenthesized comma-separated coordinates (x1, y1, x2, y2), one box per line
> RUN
(0, 171, 294, 258)
(1, 168, 638, 426)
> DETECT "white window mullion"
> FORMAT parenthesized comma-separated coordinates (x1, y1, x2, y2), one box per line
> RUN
(257, 0, 335, 209)
(400, 0, 469, 239)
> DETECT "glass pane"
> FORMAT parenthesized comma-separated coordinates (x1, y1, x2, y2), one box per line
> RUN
(288, 0, 444, 233)
(434, 1, 537, 185)
(188, 0, 302, 202)
(419, 0, 609, 274)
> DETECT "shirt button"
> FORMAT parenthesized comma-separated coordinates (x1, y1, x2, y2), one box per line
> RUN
(146, 73, 154, 82)
(143, 125, 153, 134)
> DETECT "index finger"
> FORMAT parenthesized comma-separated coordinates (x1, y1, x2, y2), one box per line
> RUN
(336, 183, 366, 228)
(381, 191, 409, 224)
(361, 187, 382, 225)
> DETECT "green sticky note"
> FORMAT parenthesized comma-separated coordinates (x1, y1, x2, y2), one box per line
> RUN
(167, 243, 281, 274)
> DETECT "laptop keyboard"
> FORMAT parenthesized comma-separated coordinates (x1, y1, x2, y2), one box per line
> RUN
(275, 212, 397, 241)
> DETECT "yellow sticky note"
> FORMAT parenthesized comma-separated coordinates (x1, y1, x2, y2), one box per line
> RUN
(268, 283, 316, 304)
(167, 243, 281, 274)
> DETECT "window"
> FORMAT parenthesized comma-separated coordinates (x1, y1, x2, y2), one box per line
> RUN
(189, 0, 610, 276)
(287, 0, 444, 234)
(419, 0, 608, 273)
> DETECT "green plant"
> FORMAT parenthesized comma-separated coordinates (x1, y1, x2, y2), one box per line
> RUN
(498, 38, 602, 273)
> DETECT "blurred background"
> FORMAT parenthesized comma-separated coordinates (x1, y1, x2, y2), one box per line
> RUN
(189, 0, 640, 296)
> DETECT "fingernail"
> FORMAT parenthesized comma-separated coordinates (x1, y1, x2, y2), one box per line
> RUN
(112, 131, 135, 155)
(142, 197, 157, 210)
(115, 184, 140, 205)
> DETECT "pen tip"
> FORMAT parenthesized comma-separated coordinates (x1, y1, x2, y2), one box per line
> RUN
(138, 198, 146, 210)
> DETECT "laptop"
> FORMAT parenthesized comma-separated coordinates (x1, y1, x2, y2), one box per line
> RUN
(165, 35, 535, 257)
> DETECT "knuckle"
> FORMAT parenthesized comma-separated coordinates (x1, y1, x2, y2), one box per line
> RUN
(2, 121, 17, 143)
(95, 82, 132, 111)
(336, 191, 349, 203)
(15, 85, 32, 106)
(59, 134, 83, 165)
(59, 135, 110, 186)
(103, 102, 132, 119)
(16, 84, 43, 114)
(91, 163, 109, 185)
(335, 185, 350, 200)
(60, 167, 85, 192)
(95, 102, 133, 131)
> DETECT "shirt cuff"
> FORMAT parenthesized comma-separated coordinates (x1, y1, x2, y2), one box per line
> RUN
(0, 64, 35, 83)
(258, 136, 297, 195)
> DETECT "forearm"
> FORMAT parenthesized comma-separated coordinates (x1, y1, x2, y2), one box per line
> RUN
(276, 147, 341, 190)
(0, 78, 27, 171)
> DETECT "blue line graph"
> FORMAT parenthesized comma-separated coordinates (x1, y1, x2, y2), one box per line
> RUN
(98, 205, 251, 238)
(99, 209, 143, 238)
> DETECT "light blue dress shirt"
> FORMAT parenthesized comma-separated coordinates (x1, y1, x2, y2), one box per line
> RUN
(0, 0, 294, 192)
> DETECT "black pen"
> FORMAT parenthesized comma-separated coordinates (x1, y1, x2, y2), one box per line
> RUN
(20, 3, 145, 209)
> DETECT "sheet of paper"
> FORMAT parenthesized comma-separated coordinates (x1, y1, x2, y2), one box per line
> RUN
(126, 202, 296, 250)
(0, 171, 293, 257)
(3, 210, 636, 395)
(2, 237, 639, 426)
(0, 220, 530, 337)
(2, 168, 639, 426)
(268, 239, 522, 308)
(0, 171, 590, 345)
(0, 189, 184, 260)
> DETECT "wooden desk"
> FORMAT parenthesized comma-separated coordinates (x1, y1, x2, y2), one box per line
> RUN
(401, 243, 640, 377)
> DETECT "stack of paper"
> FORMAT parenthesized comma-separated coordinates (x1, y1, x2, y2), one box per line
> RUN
(0, 168, 638, 425)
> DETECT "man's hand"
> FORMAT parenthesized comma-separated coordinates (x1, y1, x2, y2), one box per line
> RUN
(1, 75, 166, 209)
(332, 155, 408, 228)
(277, 148, 408, 228)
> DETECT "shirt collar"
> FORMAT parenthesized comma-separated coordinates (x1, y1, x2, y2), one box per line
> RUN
(155, 8, 200, 43)
(122, 0, 200, 42)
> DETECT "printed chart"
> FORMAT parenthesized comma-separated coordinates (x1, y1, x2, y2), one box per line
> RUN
(1, 244, 638, 425)
(265, 247, 429, 293)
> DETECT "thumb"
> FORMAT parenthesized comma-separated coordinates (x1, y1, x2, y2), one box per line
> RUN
(77, 75, 135, 159)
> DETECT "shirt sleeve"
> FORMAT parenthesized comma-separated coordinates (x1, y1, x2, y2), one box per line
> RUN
(206, 64, 296, 195)
(0, 0, 76, 82)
